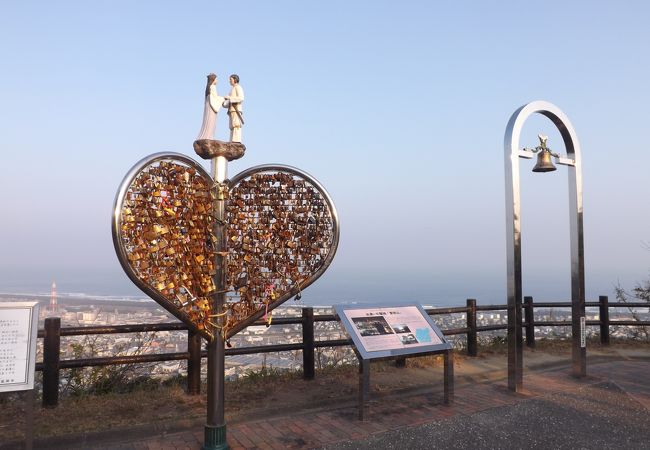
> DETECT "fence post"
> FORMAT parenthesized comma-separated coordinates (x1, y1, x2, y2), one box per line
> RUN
(187, 329, 202, 395)
(599, 295, 610, 345)
(42, 317, 61, 408)
(466, 299, 477, 357)
(302, 307, 315, 380)
(524, 296, 535, 348)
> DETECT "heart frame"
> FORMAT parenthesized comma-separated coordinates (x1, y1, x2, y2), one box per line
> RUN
(223, 164, 340, 338)
(112, 153, 340, 341)
(112, 152, 217, 339)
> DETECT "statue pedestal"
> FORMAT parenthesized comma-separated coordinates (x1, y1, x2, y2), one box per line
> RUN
(193, 139, 246, 161)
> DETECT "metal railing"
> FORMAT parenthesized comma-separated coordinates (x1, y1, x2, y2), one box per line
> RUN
(38, 295, 649, 407)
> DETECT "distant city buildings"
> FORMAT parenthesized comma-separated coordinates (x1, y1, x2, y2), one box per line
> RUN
(1, 292, 647, 383)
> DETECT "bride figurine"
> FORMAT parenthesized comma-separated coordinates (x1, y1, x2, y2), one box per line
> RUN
(196, 73, 225, 140)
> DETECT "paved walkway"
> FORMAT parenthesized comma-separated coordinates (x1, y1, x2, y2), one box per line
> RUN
(49, 356, 650, 450)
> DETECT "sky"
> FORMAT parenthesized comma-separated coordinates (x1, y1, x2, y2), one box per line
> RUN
(1, 1, 649, 306)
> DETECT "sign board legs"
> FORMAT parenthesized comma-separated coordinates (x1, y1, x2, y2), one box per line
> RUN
(443, 350, 454, 405)
(358, 359, 370, 421)
(25, 389, 34, 450)
(357, 351, 453, 421)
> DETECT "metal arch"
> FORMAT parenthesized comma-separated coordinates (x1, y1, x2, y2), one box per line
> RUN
(111, 152, 212, 321)
(504, 100, 585, 392)
(225, 164, 341, 337)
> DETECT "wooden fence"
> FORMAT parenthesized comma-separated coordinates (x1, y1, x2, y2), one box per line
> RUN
(37, 295, 649, 407)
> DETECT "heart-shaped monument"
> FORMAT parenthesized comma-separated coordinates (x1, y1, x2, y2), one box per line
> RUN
(112, 153, 339, 341)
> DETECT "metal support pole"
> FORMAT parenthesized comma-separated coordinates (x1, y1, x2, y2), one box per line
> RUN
(188, 329, 202, 395)
(42, 317, 61, 408)
(302, 307, 315, 379)
(572, 299, 587, 378)
(524, 296, 535, 348)
(466, 299, 477, 357)
(204, 156, 229, 450)
(599, 295, 610, 345)
(506, 299, 523, 392)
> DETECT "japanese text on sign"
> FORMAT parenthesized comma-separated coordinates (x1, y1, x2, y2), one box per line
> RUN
(0, 303, 39, 392)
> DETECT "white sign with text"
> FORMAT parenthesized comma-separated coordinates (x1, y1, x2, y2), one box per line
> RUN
(0, 302, 39, 392)
(336, 304, 451, 359)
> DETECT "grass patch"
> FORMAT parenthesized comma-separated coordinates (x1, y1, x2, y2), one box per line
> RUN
(0, 382, 204, 442)
(234, 366, 302, 385)
(405, 354, 447, 369)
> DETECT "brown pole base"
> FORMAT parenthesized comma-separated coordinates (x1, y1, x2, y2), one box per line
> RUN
(203, 423, 228, 450)
(193, 139, 245, 161)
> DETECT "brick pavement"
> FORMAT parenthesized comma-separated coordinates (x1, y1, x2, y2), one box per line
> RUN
(79, 359, 649, 450)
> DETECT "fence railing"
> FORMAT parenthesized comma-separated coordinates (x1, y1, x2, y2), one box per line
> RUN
(37, 295, 649, 407)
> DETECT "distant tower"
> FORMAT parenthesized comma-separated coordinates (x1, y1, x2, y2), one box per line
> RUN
(50, 280, 58, 312)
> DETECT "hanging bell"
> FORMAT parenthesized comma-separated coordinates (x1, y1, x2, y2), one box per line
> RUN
(532, 149, 557, 173)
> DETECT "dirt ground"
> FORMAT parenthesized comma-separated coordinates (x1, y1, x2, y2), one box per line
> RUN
(0, 339, 648, 443)
(0, 357, 447, 442)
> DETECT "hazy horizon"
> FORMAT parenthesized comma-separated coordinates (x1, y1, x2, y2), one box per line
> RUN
(0, 263, 640, 307)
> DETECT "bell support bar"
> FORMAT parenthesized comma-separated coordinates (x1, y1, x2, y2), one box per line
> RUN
(519, 149, 575, 166)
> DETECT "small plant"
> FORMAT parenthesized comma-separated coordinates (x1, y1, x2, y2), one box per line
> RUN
(477, 334, 508, 353)
(612, 241, 650, 340)
(236, 366, 300, 385)
(314, 345, 356, 370)
(62, 332, 158, 396)
(615, 276, 650, 341)
(405, 354, 446, 369)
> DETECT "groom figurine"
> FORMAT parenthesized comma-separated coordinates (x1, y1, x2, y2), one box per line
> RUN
(223, 74, 245, 143)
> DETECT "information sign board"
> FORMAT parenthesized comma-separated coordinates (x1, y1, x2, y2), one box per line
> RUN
(0, 302, 40, 393)
(335, 303, 451, 360)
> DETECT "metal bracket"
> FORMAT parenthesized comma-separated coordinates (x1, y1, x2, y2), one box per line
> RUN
(554, 156, 575, 166)
(518, 149, 535, 159)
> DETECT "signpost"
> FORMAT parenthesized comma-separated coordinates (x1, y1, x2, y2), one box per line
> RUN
(0, 302, 40, 450)
(335, 303, 453, 420)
